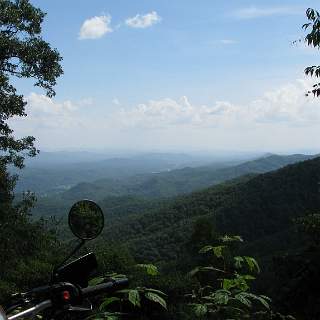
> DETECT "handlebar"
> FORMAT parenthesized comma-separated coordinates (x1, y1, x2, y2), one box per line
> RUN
(8, 300, 52, 320)
(82, 278, 128, 298)
(6, 278, 129, 320)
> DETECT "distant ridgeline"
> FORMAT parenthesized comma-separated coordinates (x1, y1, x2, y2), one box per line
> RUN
(30, 153, 316, 219)
(102, 156, 320, 264)
(54, 153, 317, 201)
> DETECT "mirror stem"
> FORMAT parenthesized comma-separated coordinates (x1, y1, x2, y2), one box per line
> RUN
(52, 239, 86, 281)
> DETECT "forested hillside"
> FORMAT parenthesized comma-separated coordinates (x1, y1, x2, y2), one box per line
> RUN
(102, 156, 320, 263)
(58, 153, 316, 201)
(3, 154, 320, 319)
(30, 153, 315, 219)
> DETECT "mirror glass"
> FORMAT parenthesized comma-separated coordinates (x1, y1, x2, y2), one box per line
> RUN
(68, 200, 104, 240)
(0, 306, 7, 320)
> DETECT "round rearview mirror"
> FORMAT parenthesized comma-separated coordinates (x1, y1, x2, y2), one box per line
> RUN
(68, 200, 104, 240)
(0, 306, 7, 320)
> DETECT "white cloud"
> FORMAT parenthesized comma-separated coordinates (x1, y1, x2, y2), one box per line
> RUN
(250, 81, 320, 124)
(9, 93, 85, 134)
(118, 80, 320, 129)
(125, 11, 161, 29)
(26, 93, 77, 116)
(233, 6, 301, 19)
(79, 15, 112, 40)
(8, 81, 320, 152)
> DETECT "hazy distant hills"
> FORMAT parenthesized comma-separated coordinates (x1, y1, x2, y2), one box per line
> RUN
(14, 152, 214, 195)
(102, 155, 320, 263)
(59, 153, 316, 202)
(30, 153, 317, 220)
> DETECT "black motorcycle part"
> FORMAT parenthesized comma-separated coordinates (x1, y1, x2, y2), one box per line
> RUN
(52, 252, 98, 288)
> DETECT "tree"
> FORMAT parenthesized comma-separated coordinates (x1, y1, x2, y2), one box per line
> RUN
(0, 0, 62, 169)
(0, 0, 63, 299)
(302, 8, 320, 97)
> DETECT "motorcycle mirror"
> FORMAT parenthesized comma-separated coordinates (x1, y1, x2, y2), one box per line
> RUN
(68, 200, 104, 240)
(0, 306, 7, 320)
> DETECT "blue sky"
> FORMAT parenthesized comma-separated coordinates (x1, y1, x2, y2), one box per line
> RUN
(11, 0, 320, 153)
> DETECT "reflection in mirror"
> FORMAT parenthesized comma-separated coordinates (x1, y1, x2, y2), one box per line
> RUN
(68, 200, 104, 240)
(0, 306, 7, 320)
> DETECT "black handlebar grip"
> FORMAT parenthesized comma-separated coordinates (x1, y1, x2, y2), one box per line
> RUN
(81, 279, 128, 298)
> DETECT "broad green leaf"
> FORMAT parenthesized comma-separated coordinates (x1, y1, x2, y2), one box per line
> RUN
(234, 256, 244, 269)
(259, 295, 272, 302)
(200, 245, 226, 258)
(106, 273, 127, 280)
(99, 297, 120, 311)
(145, 288, 168, 297)
(255, 296, 270, 309)
(220, 235, 243, 243)
(235, 293, 252, 308)
(201, 266, 227, 273)
(213, 289, 230, 305)
(199, 245, 215, 254)
(192, 304, 207, 317)
(233, 274, 250, 291)
(136, 264, 159, 276)
(241, 292, 270, 310)
(190, 266, 226, 276)
(128, 289, 141, 307)
(189, 267, 200, 277)
(223, 279, 235, 290)
(145, 292, 167, 309)
(212, 246, 226, 258)
(244, 257, 260, 273)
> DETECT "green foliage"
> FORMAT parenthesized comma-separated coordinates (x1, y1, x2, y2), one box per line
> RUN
(0, 0, 62, 168)
(199, 245, 226, 258)
(270, 213, 320, 319)
(95, 244, 136, 275)
(187, 236, 292, 319)
(102, 156, 320, 266)
(93, 264, 167, 320)
(302, 8, 320, 96)
(89, 276, 106, 286)
(0, 163, 62, 300)
(118, 287, 167, 310)
(294, 213, 320, 245)
(220, 235, 244, 243)
(99, 297, 121, 311)
(136, 264, 159, 276)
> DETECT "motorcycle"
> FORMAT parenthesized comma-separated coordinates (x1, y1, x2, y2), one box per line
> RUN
(0, 200, 128, 319)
